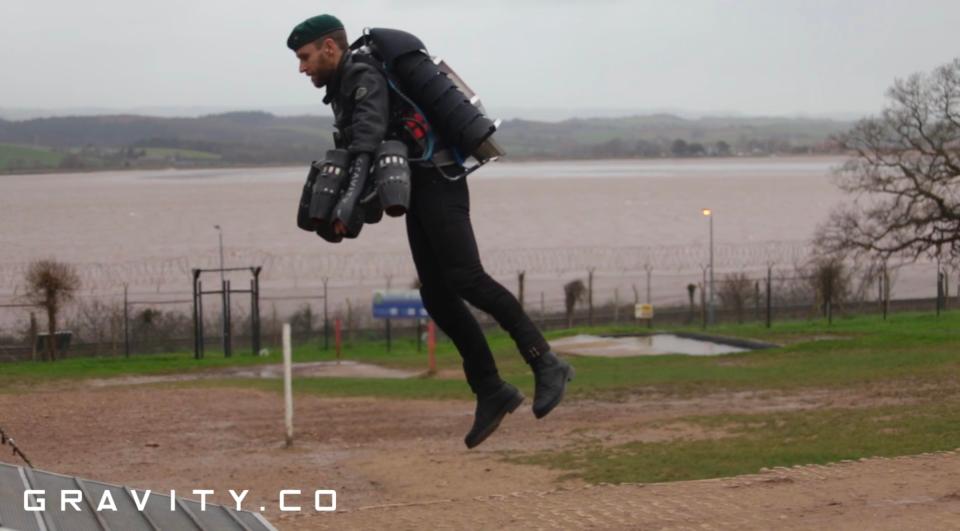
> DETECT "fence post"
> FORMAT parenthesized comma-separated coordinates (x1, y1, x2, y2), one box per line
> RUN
(701, 267, 708, 330)
(944, 271, 950, 310)
(252, 267, 262, 355)
(878, 269, 884, 316)
(323, 277, 329, 350)
(198, 281, 205, 358)
(765, 266, 772, 329)
(518, 271, 525, 309)
(883, 265, 889, 320)
(29, 312, 38, 362)
(754, 280, 760, 322)
(283, 323, 294, 448)
(334, 317, 341, 364)
(221, 279, 233, 357)
(614, 288, 620, 323)
(427, 320, 436, 375)
(700, 281, 707, 330)
(417, 319, 423, 352)
(192, 270, 199, 359)
(644, 265, 653, 329)
(540, 291, 545, 329)
(587, 269, 595, 327)
(123, 284, 130, 358)
(937, 270, 944, 316)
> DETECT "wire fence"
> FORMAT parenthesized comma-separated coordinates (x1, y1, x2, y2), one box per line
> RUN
(1, 255, 955, 362)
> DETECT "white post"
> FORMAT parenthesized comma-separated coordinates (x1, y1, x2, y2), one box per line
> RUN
(282, 323, 293, 448)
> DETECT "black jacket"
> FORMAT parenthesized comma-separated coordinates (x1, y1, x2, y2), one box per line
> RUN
(323, 50, 391, 154)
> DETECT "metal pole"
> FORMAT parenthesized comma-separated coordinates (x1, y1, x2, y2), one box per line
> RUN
(252, 267, 262, 355)
(250, 278, 258, 354)
(883, 264, 889, 320)
(416, 319, 422, 352)
(765, 266, 772, 329)
(943, 272, 950, 311)
(386, 276, 392, 353)
(937, 270, 944, 317)
(708, 214, 715, 326)
(615, 293, 623, 327)
(192, 270, 200, 359)
(587, 269, 594, 327)
(282, 323, 294, 447)
(540, 291, 545, 329)
(198, 280, 205, 358)
(214, 225, 225, 283)
(222, 279, 231, 357)
(645, 265, 652, 329)
(123, 284, 130, 358)
(701, 268, 707, 330)
(645, 265, 652, 303)
(323, 278, 329, 350)
(518, 271, 525, 309)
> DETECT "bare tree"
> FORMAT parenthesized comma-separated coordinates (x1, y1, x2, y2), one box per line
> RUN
(817, 58, 960, 264)
(686, 283, 697, 324)
(717, 273, 752, 323)
(23, 259, 80, 361)
(563, 279, 587, 328)
(68, 299, 124, 356)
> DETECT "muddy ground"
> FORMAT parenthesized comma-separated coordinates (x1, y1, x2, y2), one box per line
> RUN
(3, 379, 960, 530)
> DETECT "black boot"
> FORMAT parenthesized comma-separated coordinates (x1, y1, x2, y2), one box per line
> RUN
(529, 351, 574, 419)
(464, 381, 524, 449)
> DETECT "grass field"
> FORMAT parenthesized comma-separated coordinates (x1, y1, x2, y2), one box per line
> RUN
(5, 310, 959, 398)
(5, 310, 959, 484)
(0, 143, 63, 170)
(142, 147, 221, 160)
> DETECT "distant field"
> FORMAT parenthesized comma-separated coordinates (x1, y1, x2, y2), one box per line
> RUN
(0, 143, 63, 170)
(142, 147, 221, 160)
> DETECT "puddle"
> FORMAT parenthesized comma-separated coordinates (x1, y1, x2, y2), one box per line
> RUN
(551, 334, 753, 357)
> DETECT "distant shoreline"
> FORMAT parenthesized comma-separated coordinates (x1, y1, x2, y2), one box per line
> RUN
(0, 153, 848, 177)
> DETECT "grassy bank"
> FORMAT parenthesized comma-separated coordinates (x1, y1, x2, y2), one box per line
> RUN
(3, 310, 959, 400)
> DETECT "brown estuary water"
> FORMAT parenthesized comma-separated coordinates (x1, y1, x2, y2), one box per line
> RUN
(0, 157, 944, 324)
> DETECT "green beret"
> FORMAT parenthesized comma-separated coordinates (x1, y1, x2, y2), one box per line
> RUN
(287, 14, 344, 51)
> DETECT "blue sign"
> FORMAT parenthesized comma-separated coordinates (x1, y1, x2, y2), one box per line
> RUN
(372, 290, 429, 319)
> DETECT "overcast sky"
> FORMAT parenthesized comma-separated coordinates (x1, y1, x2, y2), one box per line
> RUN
(1, 0, 958, 119)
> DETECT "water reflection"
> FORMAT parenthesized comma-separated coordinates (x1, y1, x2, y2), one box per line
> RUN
(552, 333, 750, 357)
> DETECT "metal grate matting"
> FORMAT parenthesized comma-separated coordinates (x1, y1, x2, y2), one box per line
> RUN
(0, 462, 276, 531)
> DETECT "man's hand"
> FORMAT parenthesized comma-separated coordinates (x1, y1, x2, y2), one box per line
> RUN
(333, 220, 348, 235)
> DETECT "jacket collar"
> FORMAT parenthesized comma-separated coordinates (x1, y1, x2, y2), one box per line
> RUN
(322, 51, 351, 105)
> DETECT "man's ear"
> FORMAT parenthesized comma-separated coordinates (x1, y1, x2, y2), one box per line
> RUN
(322, 38, 336, 56)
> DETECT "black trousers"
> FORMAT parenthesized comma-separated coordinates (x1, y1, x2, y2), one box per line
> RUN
(405, 166, 550, 396)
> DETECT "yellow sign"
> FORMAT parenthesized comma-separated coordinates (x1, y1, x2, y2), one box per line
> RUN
(634, 303, 654, 319)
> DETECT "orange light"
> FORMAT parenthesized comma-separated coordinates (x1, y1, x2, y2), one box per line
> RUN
(702, 209, 712, 217)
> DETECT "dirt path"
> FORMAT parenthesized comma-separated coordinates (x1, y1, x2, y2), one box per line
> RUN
(1, 381, 956, 530)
